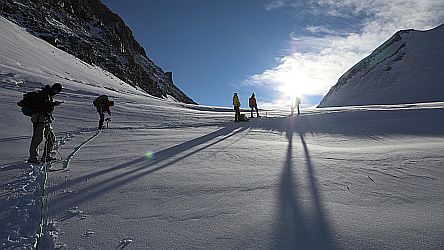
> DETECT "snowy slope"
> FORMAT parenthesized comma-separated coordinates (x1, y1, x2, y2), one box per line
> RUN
(318, 24, 444, 107)
(0, 15, 232, 248)
(1, 16, 443, 250)
(0, 0, 195, 103)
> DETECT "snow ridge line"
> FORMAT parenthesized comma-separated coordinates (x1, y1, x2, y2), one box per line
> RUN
(62, 130, 101, 169)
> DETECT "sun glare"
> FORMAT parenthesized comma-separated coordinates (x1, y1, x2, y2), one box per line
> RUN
(278, 83, 302, 100)
(275, 74, 306, 108)
(271, 62, 328, 107)
(272, 63, 313, 102)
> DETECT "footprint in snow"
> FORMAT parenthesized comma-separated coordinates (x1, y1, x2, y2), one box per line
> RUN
(82, 230, 94, 237)
(117, 238, 133, 249)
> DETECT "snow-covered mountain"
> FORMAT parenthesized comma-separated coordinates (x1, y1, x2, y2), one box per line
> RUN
(0, 0, 196, 104)
(318, 24, 444, 107)
(1, 12, 443, 250)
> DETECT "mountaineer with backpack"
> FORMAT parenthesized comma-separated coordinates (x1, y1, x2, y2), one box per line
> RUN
(248, 93, 260, 118)
(93, 95, 114, 129)
(17, 83, 63, 164)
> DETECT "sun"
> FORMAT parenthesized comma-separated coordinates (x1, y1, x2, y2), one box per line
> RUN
(278, 84, 302, 99)
(277, 81, 304, 106)
(273, 67, 310, 101)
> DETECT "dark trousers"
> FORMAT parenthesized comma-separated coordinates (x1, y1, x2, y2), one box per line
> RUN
(97, 107, 105, 129)
(250, 105, 259, 117)
(291, 105, 300, 116)
(98, 112, 105, 129)
(234, 106, 240, 122)
(29, 114, 55, 161)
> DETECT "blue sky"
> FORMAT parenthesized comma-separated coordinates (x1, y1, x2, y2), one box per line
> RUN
(102, 0, 444, 108)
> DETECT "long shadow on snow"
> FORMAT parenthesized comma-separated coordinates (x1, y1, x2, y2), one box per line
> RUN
(273, 117, 308, 249)
(302, 133, 336, 249)
(46, 108, 442, 240)
(266, 108, 443, 249)
(0, 135, 31, 142)
(47, 123, 249, 216)
(273, 117, 336, 249)
(250, 108, 444, 138)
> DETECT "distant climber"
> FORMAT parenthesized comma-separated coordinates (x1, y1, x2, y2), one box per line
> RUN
(233, 93, 241, 122)
(248, 93, 260, 118)
(291, 96, 301, 116)
(93, 95, 114, 129)
(18, 83, 63, 163)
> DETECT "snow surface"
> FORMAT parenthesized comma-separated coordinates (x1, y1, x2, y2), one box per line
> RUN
(1, 16, 444, 249)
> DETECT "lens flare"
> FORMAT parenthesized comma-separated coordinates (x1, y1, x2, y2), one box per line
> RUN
(144, 151, 154, 160)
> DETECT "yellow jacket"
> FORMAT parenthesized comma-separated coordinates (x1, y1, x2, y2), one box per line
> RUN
(233, 95, 240, 107)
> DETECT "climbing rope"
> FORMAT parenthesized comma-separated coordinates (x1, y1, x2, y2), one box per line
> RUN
(63, 130, 101, 169)
(35, 129, 101, 248)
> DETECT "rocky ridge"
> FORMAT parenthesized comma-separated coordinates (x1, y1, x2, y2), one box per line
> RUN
(0, 0, 195, 104)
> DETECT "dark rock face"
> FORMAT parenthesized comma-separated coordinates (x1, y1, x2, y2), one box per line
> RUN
(0, 0, 196, 104)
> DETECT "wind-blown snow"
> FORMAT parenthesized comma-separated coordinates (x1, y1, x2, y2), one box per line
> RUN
(1, 16, 443, 249)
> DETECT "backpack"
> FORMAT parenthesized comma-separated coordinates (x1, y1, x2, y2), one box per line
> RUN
(93, 95, 108, 108)
(17, 91, 39, 116)
(240, 114, 248, 122)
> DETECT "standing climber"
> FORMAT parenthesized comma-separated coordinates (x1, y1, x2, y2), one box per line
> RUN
(249, 93, 260, 118)
(233, 93, 241, 122)
(21, 83, 63, 163)
(291, 96, 301, 116)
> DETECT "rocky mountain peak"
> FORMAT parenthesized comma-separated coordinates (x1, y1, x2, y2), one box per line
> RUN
(0, 0, 196, 104)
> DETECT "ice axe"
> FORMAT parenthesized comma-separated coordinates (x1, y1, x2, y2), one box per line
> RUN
(105, 117, 111, 129)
